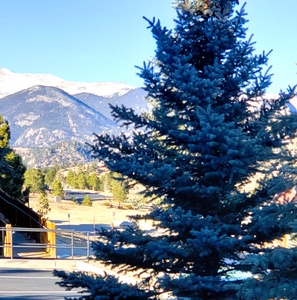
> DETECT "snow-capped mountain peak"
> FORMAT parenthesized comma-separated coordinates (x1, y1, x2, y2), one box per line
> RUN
(0, 68, 134, 98)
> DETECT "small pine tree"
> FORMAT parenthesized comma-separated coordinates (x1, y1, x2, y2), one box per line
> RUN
(36, 192, 51, 217)
(82, 195, 92, 206)
(24, 169, 46, 194)
(76, 171, 88, 189)
(51, 180, 64, 197)
(110, 173, 128, 208)
(88, 173, 100, 191)
(66, 169, 76, 188)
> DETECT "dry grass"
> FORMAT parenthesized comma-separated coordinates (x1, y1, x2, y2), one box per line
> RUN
(29, 194, 149, 228)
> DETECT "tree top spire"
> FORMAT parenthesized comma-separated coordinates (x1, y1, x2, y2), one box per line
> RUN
(174, 0, 239, 17)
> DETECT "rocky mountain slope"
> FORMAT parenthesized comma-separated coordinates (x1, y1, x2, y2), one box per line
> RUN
(74, 88, 149, 120)
(0, 85, 117, 148)
(16, 141, 92, 169)
(0, 69, 149, 168)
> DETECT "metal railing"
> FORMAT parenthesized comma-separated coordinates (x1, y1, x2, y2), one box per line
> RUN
(0, 226, 95, 259)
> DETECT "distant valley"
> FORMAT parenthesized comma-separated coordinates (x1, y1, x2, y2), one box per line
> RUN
(0, 68, 149, 168)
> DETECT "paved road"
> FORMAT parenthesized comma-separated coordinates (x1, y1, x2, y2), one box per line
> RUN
(63, 189, 110, 203)
(0, 268, 87, 299)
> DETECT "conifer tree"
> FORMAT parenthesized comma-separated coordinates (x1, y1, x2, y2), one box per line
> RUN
(88, 172, 100, 191)
(66, 169, 76, 188)
(0, 115, 26, 198)
(110, 172, 128, 208)
(82, 195, 92, 206)
(36, 192, 51, 218)
(44, 165, 60, 186)
(55, 1, 297, 299)
(51, 180, 64, 197)
(24, 168, 46, 193)
(76, 171, 88, 189)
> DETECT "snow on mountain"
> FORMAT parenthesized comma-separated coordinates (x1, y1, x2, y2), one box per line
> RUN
(0, 68, 134, 99)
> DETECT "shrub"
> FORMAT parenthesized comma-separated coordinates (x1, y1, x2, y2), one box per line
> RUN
(82, 195, 92, 206)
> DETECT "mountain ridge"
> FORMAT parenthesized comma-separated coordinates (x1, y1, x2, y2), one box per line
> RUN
(0, 69, 149, 168)
(0, 85, 117, 148)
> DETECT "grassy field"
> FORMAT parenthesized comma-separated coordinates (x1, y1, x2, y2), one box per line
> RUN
(29, 193, 149, 229)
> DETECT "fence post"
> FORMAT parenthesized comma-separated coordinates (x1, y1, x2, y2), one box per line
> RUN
(71, 232, 74, 259)
(87, 232, 90, 258)
(49, 221, 56, 258)
(45, 220, 57, 258)
(4, 224, 12, 258)
(43, 219, 56, 258)
(10, 229, 13, 259)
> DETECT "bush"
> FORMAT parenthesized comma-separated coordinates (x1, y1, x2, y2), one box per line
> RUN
(82, 195, 92, 206)
(102, 201, 112, 207)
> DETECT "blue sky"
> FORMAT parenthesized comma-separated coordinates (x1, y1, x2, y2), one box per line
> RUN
(0, 1, 296, 93)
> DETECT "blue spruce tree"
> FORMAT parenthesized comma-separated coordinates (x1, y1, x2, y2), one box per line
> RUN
(55, 1, 297, 299)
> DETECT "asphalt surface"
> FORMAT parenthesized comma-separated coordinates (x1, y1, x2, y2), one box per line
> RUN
(63, 189, 109, 203)
(0, 208, 136, 298)
(0, 268, 86, 299)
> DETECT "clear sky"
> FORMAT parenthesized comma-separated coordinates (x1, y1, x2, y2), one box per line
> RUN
(0, 1, 296, 93)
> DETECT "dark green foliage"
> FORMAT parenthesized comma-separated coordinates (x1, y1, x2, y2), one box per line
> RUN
(37, 192, 51, 217)
(43, 165, 60, 186)
(0, 115, 10, 148)
(66, 169, 91, 190)
(88, 173, 100, 191)
(1, 150, 27, 198)
(0, 115, 26, 198)
(76, 172, 88, 190)
(66, 169, 76, 188)
(24, 168, 46, 193)
(51, 180, 64, 197)
(110, 172, 128, 208)
(56, 1, 297, 299)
